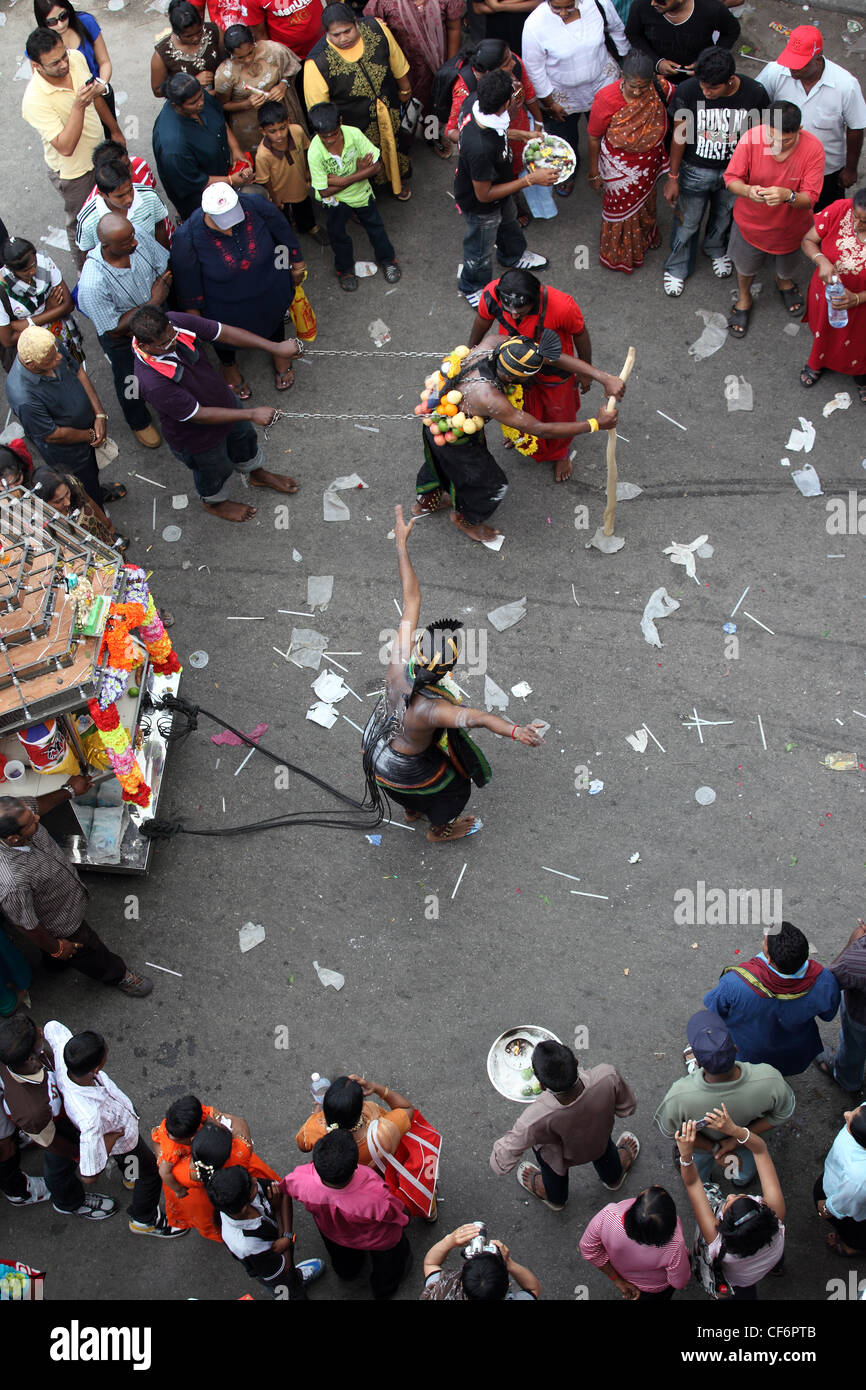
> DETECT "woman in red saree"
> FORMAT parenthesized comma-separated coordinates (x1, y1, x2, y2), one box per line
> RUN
(800, 190, 866, 402)
(587, 51, 672, 275)
(152, 1095, 278, 1240)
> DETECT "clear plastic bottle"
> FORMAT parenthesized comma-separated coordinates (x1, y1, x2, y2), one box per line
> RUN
(826, 278, 848, 329)
(310, 1073, 330, 1109)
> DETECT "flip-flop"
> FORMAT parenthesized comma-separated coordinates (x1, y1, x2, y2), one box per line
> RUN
(727, 305, 751, 338)
(228, 379, 252, 401)
(273, 370, 293, 391)
(101, 482, 127, 501)
(516, 1160, 566, 1211)
(603, 1132, 640, 1190)
(800, 364, 824, 388)
(777, 282, 804, 315)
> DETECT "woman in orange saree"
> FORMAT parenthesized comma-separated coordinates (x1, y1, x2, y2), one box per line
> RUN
(586, 51, 672, 274)
(152, 1095, 278, 1240)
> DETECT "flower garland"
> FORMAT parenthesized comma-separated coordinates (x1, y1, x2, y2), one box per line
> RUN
(86, 566, 182, 806)
(501, 385, 539, 456)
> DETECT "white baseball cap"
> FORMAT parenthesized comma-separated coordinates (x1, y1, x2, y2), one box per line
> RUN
(201, 183, 245, 228)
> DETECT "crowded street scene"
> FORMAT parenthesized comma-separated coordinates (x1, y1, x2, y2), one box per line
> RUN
(0, 0, 865, 1345)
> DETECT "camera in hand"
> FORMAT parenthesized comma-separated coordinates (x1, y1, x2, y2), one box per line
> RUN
(461, 1222, 498, 1259)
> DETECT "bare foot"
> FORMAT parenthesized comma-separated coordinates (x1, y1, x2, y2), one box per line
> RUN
(450, 512, 499, 543)
(426, 815, 481, 842)
(554, 456, 573, 482)
(249, 468, 299, 493)
(203, 499, 257, 522)
(617, 1135, 639, 1172)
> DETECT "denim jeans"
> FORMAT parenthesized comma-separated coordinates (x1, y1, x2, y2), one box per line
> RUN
(172, 418, 264, 503)
(532, 1135, 622, 1205)
(458, 196, 525, 297)
(664, 162, 736, 281)
(692, 1142, 756, 1187)
(325, 197, 396, 275)
(833, 999, 866, 1091)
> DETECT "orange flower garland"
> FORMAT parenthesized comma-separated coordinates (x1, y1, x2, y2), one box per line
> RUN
(86, 567, 182, 807)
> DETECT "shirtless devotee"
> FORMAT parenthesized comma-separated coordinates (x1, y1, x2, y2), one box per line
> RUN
(413, 334, 623, 542)
(362, 504, 545, 843)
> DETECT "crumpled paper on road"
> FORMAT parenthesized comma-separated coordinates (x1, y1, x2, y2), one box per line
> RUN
(786, 417, 815, 453)
(641, 587, 680, 648)
(487, 597, 526, 631)
(689, 310, 729, 360)
(290, 628, 329, 669)
(663, 534, 708, 583)
(483, 676, 509, 711)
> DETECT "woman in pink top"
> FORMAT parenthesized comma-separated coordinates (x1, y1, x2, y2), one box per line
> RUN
(676, 1104, 786, 1300)
(580, 1186, 690, 1300)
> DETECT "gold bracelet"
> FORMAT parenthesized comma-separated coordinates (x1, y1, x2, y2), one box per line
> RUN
(588, 418, 599, 433)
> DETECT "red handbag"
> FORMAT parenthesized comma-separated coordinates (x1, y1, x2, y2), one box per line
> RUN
(367, 1110, 441, 1219)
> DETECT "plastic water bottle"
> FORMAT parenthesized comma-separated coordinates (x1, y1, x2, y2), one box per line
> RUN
(826, 278, 848, 328)
(310, 1073, 330, 1109)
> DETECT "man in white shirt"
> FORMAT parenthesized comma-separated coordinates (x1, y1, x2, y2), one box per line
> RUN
(760, 26, 866, 212)
(53, 1025, 188, 1239)
(522, 0, 629, 190)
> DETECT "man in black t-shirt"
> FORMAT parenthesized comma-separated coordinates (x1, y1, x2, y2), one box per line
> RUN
(663, 46, 768, 294)
(626, 0, 739, 85)
(455, 69, 555, 307)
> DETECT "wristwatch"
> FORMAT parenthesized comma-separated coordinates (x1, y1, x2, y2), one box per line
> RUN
(787, 190, 797, 205)
(61, 782, 75, 800)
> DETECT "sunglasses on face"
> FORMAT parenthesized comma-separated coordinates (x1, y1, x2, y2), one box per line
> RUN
(46, 10, 70, 24)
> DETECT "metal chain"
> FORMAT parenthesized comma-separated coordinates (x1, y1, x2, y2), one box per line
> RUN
(263, 408, 417, 437)
(302, 349, 447, 358)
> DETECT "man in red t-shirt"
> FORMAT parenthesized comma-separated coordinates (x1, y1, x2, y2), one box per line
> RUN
(467, 268, 622, 481)
(723, 100, 825, 337)
(259, 0, 327, 61)
(189, 0, 266, 34)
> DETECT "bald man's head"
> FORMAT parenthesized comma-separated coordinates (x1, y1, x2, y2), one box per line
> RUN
(97, 213, 137, 255)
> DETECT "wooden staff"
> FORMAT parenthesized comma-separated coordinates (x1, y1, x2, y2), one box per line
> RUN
(602, 346, 636, 538)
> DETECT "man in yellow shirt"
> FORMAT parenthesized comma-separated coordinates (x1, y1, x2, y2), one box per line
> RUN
(21, 28, 125, 269)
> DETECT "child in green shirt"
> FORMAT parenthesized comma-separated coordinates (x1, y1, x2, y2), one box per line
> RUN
(307, 103, 401, 292)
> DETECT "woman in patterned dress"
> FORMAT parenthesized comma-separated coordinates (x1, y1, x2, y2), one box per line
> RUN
(214, 23, 307, 154)
(586, 50, 672, 274)
(152, 0, 223, 97)
(304, 3, 414, 198)
(801, 188, 866, 402)
(362, 0, 464, 137)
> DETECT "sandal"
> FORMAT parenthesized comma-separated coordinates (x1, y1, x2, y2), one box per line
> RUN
(603, 1132, 640, 1190)
(516, 1160, 566, 1211)
(664, 272, 684, 297)
(727, 305, 752, 338)
(228, 378, 252, 401)
(426, 815, 482, 842)
(711, 256, 733, 278)
(382, 262, 401, 284)
(101, 482, 127, 502)
(432, 138, 452, 160)
(826, 1230, 856, 1257)
(555, 177, 574, 198)
(395, 187, 412, 201)
(777, 281, 804, 316)
(274, 370, 294, 392)
(800, 364, 825, 388)
(337, 271, 358, 292)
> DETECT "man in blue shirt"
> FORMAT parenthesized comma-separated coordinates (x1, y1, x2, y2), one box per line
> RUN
(5, 325, 107, 504)
(704, 921, 841, 1075)
(76, 214, 168, 448)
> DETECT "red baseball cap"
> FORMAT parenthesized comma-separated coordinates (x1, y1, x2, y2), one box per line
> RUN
(777, 24, 823, 70)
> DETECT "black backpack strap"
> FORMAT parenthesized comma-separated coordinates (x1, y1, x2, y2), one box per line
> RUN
(594, 0, 623, 67)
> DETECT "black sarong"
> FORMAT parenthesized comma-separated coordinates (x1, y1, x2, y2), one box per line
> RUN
(415, 425, 508, 525)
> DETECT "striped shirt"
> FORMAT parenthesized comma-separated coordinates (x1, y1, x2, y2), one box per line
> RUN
(76, 187, 169, 253)
(579, 1199, 691, 1292)
(81, 156, 174, 245)
(76, 230, 170, 337)
(49, 1020, 140, 1176)
(0, 799, 88, 939)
